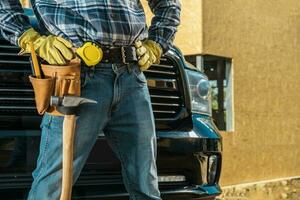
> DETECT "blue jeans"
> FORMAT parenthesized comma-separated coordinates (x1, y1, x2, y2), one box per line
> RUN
(27, 63, 161, 200)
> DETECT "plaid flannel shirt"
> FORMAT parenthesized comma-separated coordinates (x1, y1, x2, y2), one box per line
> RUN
(0, 0, 181, 52)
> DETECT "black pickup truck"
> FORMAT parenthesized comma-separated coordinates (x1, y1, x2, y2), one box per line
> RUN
(0, 8, 222, 200)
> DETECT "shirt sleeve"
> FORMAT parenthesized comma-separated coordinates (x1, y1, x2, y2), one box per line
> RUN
(147, 0, 181, 53)
(0, 0, 32, 45)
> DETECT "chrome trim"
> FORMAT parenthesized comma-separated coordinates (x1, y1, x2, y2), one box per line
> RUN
(146, 69, 176, 75)
(0, 106, 36, 109)
(0, 89, 33, 92)
(154, 118, 178, 121)
(152, 102, 180, 106)
(0, 53, 21, 56)
(153, 110, 177, 114)
(0, 97, 34, 101)
(150, 95, 180, 99)
(151, 64, 174, 69)
(0, 45, 19, 49)
(0, 60, 29, 65)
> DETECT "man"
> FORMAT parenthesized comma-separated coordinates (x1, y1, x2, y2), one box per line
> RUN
(0, 0, 181, 199)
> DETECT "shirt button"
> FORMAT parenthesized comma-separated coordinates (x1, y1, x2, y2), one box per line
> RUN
(110, 13, 115, 18)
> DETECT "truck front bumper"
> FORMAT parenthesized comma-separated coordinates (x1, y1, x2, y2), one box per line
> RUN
(0, 114, 222, 200)
(71, 114, 222, 200)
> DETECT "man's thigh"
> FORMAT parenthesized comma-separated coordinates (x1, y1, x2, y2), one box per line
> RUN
(104, 64, 159, 196)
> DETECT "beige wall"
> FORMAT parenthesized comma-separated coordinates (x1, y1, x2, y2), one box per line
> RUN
(144, 0, 300, 186)
(201, 0, 300, 186)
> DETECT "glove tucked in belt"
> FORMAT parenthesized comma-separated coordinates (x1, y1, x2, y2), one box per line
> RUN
(135, 40, 163, 71)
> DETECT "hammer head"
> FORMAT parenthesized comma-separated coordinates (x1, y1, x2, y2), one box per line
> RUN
(51, 96, 97, 107)
(50, 96, 97, 115)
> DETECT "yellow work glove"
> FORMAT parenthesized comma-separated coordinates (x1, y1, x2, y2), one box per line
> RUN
(135, 40, 163, 71)
(18, 28, 75, 65)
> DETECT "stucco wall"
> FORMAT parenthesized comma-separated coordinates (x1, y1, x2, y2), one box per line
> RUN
(141, 0, 203, 54)
(201, 0, 300, 186)
(143, 0, 300, 186)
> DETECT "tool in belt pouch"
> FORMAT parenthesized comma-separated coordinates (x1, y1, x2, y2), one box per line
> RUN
(29, 59, 81, 115)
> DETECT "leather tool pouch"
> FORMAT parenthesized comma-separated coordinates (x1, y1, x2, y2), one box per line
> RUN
(29, 59, 81, 116)
(29, 75, 55, 115)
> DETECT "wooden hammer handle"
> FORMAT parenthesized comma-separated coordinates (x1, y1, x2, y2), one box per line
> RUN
(29, 42, 42, 79)
(60, 115, 76, 200)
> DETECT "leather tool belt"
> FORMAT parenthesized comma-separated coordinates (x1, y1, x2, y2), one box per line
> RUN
(76, 42, 138, 67)
(101, 46, 138, 64)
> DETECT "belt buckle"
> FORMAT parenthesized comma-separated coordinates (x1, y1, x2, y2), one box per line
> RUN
(121, 46, 129, 65)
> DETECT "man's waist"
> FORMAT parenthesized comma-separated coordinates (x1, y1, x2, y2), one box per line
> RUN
(76, 42, 138, 67)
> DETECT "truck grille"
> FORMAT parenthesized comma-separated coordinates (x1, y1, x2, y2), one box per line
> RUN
(0, 39, 35, 115)
(0, 39, 185, 129)
(145, 58, 184, 122)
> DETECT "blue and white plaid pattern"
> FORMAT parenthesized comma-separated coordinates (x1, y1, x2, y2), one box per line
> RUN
(0, 0, 181, 51)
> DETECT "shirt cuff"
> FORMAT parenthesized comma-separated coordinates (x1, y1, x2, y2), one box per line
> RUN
(148, 33, 172, 54)
(4, 24, 32, 46)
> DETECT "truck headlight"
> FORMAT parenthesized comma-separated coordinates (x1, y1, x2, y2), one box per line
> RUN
(186, 70, 212, 116)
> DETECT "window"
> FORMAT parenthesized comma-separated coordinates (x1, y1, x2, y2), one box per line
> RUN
(185, 55, 234, 131)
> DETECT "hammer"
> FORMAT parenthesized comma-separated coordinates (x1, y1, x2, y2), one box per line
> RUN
(50, 95, 97, 200)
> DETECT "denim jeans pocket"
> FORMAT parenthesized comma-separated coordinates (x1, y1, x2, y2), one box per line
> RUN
(132, 66, 147, 86)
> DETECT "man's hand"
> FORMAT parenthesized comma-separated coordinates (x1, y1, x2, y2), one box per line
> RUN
(135, 40, 162, 71)
(18, 28, 75, 65)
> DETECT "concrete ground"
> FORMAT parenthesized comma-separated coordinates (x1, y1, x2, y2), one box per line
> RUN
(216, 177, 300, 200)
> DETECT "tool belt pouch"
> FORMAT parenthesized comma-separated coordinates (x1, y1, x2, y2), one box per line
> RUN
(41, 60, 81, 116)
(29, 75, 55, 115)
